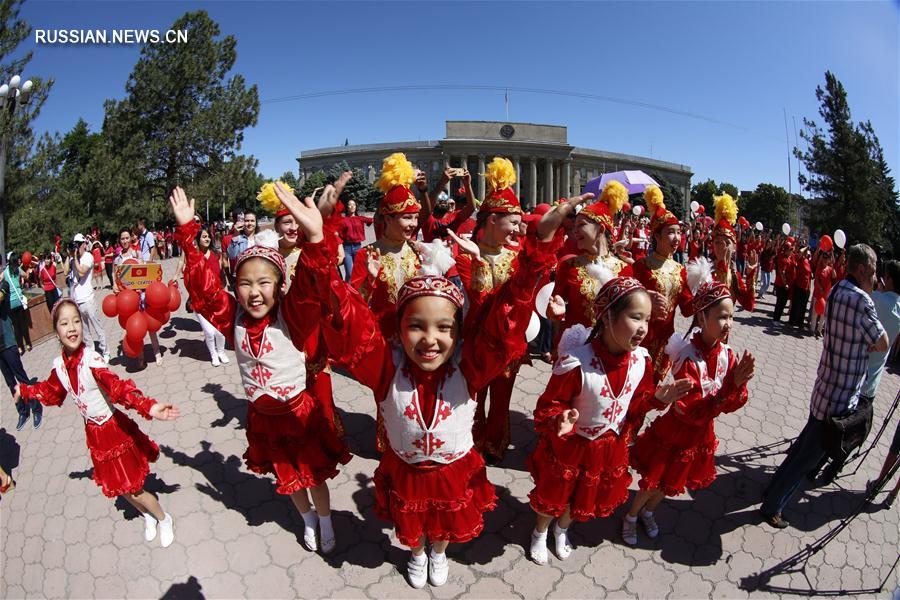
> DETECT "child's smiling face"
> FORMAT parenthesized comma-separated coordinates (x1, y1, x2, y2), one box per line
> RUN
(399, 296, 459, 371)
(236, 258, 281, 319)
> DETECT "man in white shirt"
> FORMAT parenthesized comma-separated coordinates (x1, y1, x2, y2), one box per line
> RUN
(71, 233, 109, 362)
(136, 219, 155, 262)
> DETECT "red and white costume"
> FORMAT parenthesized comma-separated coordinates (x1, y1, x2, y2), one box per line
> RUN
(630, 291, 749, 496)
(528, 280, 665, 521)
(19, 345, 160, 497)
(321, 237, 555, 546)
(176, 221, 350, 494)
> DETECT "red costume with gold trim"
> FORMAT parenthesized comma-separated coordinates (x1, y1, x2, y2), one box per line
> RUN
(710, 193, 757, 311)
(320, 236, 556, 546)
(177, 221, 350, 494)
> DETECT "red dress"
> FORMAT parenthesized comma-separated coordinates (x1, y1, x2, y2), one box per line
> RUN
(551, 253, 632, 331)
(349, 239, 422, 341)
(630, 335, 748, 496)
(177, 222, 350, 494)
(632, 255, 694, 381)
(528, 336, 661, 521)
(19, 346, 160, 498)
(321, 236, 555, 546)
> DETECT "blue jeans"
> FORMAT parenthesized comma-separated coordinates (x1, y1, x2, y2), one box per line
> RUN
(758, 270, 772, 297)
(342, 242, 361, 283)
(1, 345, 39, 419)
(761, 414, 826, 517)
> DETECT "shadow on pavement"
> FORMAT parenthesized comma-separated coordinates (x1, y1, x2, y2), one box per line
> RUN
(67, 469, 181, 519)
(168, 316, 202, 333)
(455, 485, 531, 566)
(0, 428, 21, 474)
(160, 575, 205, 599)
(170, 338, 215, 363)
(202, 383, 246, 429)
(336, 408, 378, 461)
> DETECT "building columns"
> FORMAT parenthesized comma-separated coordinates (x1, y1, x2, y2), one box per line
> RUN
(545, 158, 554, 203)
(562, 159, 572, 198)
(529, 157, 538, 208)
(513, 156, 521, 199)
(477, 155, 486, 200)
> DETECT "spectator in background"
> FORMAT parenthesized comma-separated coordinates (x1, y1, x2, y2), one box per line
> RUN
(338, 198, 373, 282)
(91, 240, 104, 290)
(788, 247, 812, 330)
(70, 233, 110, 363)
(38, 254, 60, 313)
(103, 240, 115, 288)
(0, 266, 38, 430)
(136, 218, 156, 262)
(3, 253, 31, 354)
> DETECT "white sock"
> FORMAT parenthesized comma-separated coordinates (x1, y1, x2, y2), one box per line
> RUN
(625, 514, 638, 523)
(318, 514, 334, 541)
(532, 528, 548, 540)
(411, 551, 427, 566)
(300, 509, 318, 536)
(429, 549, 446, 562)
(641, 509, 654, 518)
(553, 522, 572, 558)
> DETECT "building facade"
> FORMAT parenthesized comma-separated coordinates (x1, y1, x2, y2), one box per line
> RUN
(298, 121, 693, 212)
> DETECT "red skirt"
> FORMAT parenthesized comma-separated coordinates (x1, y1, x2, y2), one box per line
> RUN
(527, 429, 631, 521)
(374, 448, 496, 547)
(244, 392, 352, 495)
(85, 411, 159, 498)
(629, 412, 718, 497)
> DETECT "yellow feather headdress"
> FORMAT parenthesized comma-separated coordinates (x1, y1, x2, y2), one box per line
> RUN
(257, 181, 294, 214)
(643, 185, 665, 215)
(600, 180, 628, 215)
(377, 152, 415, 193)
(484, 157, 517, 191)
(714, 193, 738, 226)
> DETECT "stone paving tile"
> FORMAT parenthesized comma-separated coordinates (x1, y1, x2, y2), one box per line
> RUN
(1, 259, 898, 599)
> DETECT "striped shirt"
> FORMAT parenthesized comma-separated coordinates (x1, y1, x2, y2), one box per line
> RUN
(810, 278, 885, 420)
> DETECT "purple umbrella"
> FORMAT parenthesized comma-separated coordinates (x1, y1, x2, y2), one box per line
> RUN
(582, 170, 660, 197)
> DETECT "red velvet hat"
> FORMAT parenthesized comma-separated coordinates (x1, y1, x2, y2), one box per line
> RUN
(593, 276, 646, 317)
(479, 157, 522, 215)
(692, 280, 731, 313)
(236, 243, 287, 282)
(377, 152, 422, 216)
(397, 275, 465, 310)
(380, 185, 421, 215)
(645, 185, 678, 235)
(579, 180, 628, 236)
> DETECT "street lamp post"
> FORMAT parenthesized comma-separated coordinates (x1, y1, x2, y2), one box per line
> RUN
(0, 74, 34, 261)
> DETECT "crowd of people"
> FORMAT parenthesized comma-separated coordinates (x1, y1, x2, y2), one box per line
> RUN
(1, 153, 898, 590)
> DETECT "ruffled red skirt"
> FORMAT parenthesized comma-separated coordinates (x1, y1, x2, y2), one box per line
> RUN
(629, 412, 718, 497)
(85, 410, 159, 498)
(244, 391, 352, 495)
(374, 448, 496, 547)
(527, 429, 631, 521)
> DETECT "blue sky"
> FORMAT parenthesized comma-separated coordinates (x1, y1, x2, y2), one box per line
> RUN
(17, 1, 900, 194)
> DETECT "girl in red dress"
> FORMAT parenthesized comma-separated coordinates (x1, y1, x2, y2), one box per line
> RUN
(626, 278, 755, 545)
(547, 180, 632, 332)
(170, 184, 351, 554)
(14, 299, 180, 546)
(527, 277, 691, 564)
(319, 215, 558, 588)
(709, 193, 758, 312)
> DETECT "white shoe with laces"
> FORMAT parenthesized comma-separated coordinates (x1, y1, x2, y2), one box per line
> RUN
(143, 513, 157, 542)
(553, 523, 572, 559)
(211, 354, 221, 367)
(428, 552, 449, 587)
(158, 513, 175, 548)
(639, 510, 659, 539)
(218, 352, 230, 364)
(530, 530, 549, 564)
(302, 512, 319, 552)
(407, 554, 428, 589)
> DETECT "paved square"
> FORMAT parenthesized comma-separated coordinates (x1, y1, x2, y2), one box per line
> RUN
(2, 257, 898, 599)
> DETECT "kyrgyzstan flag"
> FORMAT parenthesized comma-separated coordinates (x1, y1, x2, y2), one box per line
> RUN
(132, 267, 147, 277)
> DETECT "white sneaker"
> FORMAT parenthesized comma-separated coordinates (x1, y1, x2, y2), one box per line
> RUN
(211, 354, 221, 367)
(407, 554, 428, 589)
(158, 513, 175, 548)
(143, 513, 157, 542)
(639, 511, 659, 539)
(622, 517, 638, 546)
(102, 353, 111, 364)
(301, 512, 319, 551)
(218, 352, 230, 365)
(530, 531, 549, 565)
(428, 553, 449, 587)
(553, 524, 572, 559)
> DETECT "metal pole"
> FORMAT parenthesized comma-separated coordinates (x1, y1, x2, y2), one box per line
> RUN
(0, 132, 8, 261)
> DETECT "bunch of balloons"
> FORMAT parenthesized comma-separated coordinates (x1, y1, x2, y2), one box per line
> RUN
(101, 281, 181, 358)
(21, 251, 33, 267)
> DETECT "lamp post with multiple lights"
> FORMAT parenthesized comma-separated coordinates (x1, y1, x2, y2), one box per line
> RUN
(0, 74, 33, 260)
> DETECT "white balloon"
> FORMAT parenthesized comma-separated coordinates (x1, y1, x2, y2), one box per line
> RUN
(525, 311, 541, 343)
(834, 229, 846, 249)
(755, 221, 763, 231)
(632, 205, 642, 216)
(782, 223, 791, 236)
(535, 282, 555, 319)
(690, 200, 700, 212)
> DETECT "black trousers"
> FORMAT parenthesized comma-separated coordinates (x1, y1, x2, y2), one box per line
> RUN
(44, 288, 60, 314)
(773, 285, 789, 321)
(9, 306, 31, 350)
(788, 286, 810, 328)
(0, 345, 39, 417)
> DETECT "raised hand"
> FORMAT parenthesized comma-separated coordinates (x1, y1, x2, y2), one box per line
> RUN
(446, 229, 481, 261)
(557, 409, 579, 437)
(733, 350, 756, 387)
(334, 171, 353, 198)
(169, 187, 196, 226)
(149, 403, 181, 421)
(274, 183, 324, 243)
(366, 248, 382, 279)
(648, 290, 668, 320)
(655, 378, 694, 405)
(547, 294, 567, 320)
(415, 170, 428, 192)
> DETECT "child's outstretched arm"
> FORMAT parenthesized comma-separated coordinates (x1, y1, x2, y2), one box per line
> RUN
(14, 371, 66, 408)
(170, 187, 237, 343)
(90, 366, 179, 421)
(533, 369, 582, 437)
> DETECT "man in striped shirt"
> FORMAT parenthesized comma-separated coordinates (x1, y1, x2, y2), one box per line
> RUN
(760, 244, 888, 529)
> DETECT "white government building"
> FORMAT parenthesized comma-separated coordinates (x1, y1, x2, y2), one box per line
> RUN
(298, 120, 693, 213)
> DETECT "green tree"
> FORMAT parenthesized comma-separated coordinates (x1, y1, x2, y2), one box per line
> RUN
(187, 155, 264, 219)
(795, 71, 898, 253)
(101, 10, 259, 212)
(648, 171, 685, 220)
(740, 183, 793, 232)
(689, 179, 740, 220)
(327, 160, 380, 212)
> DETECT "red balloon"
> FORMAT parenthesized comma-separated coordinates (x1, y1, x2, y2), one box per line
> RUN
(815, 297, 826, 316)
(117, 288, 140, 318)
(123, 336, 142, 358)
(125, 311, 148, 343)
(697, 205, 706, 214)
(623, 202, 632, 213)
(819, 235, 833, 252)
(167, 288, 181, 312)
(118, 313, 130, 329)
(102, 294, 118, 318)
(22, 251, 32, 267)
(145, 310, 164, 333)
(145, 281, 170, 310)
(162, 311, 171, 324)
